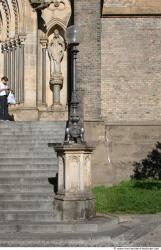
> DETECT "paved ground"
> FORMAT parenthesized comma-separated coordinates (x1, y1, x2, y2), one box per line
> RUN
(0, 213, 161, 247)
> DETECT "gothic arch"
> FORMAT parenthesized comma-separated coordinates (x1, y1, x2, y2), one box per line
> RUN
(11, 0, 19, 34)
(0, 0, 25, 41)
(0, 0, 10, 40)
(47, 18, 66, 37)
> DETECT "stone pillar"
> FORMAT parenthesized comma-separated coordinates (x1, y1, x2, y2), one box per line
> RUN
(4, 43, 8, 78)
(19, 36, 25, 103)
(11, 40, 16, 92)
(1, 44, 6, 76)
(50, 73, 63, 108)
(40, 39, 48, 106)
(54, 144, 96, 221)
(7, 41, 12, 87)
(15, 38, 21, 103)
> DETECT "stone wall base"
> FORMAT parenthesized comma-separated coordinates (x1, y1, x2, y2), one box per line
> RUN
(84, 121, 161, 186)
(54, 194, 96, 221)
(9, 107, 68, 121)
(9, 108, 39, 121)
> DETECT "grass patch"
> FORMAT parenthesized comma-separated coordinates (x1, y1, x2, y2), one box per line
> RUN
(92, 180, 161, 214)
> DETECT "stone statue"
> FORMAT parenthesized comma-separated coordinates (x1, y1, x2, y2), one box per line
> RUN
(48, 29, 65, 75)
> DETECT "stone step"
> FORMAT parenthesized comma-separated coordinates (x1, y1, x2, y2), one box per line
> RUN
(0, 132, 63, 136)
(0, 133, 64, 137)
(0, 158, 57, 164)
(0, 193, 53, 201)
(0, 221, 98, 234)
(0, 121, 66, 126)
(0, 148, 55, 153)
(0, 201, 52, 211)
(0, 184, 53, 193)
(0, 127, 65, 132)
(0, 139, 62, 143)
(0, 141, 60, 145)
(0, 177, 56, 185)
(0, 120, 65, 236)
(0, 153, 57, 157)
(0, 170, 56, 178)
(0, 211, 55, 222)
(0, 216, 118, 235)
(0, 164, 57, 170)
(0, 129, 65, 132)
(0, 145, 55, 150)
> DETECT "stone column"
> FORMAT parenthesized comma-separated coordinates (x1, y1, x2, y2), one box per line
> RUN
(54, 144, 96, 221)
(19, 36, 25, 103)
(15, 38, 20, 103)
(1, 43, 7, 76)
(7, 41, 12, 87)
(11, 40, 16, 92)
(40, 39, 48, 106)
(4, 43, 8, 77)
(50, 73, 63, 108)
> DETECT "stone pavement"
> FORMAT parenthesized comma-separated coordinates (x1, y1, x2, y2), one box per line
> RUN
(0, 213, 161, 247)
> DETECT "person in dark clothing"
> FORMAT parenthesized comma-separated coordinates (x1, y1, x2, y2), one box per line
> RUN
(0, 76, 9, 121)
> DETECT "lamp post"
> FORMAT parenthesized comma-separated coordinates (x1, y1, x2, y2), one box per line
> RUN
(65, 25, 84, 144)
(53, 25, 96, 221)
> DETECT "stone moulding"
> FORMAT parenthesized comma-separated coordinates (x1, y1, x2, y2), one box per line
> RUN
(1, 0, 10, 38)
(102, 0, 161, 16)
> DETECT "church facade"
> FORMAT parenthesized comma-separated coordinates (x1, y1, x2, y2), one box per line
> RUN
(1, 0, 161, 185)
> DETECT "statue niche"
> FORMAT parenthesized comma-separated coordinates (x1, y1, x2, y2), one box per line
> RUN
(48, 28, 65, 107)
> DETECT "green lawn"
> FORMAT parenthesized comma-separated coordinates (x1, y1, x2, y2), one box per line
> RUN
(92, 180, 161, 214)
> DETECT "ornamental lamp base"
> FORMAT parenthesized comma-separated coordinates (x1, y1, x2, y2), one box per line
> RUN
(54, 193, 96, 221)
(53, 143, 96, 221)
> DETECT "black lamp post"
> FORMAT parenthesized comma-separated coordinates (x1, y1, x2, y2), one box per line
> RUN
(54, 26, 96, 222)
(65, 25, 85, 144)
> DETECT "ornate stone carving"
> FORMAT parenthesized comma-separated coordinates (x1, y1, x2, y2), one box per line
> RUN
(54, 144, 96, 221)
(11, 0, 19, 34)
(30, 0, 65, 10)
(48, 29, 65, 75)
(1, 0, 10, 38)
(48, 29, 65, 106)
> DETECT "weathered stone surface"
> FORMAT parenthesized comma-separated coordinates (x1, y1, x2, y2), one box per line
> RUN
(103, 0, 161, 15)
(54, 144, 96, 221)
(85, 121, 161, 186)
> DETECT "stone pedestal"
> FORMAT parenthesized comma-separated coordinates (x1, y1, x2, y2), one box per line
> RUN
(50, 73, 63, 108)
(54, 144, 96, 221)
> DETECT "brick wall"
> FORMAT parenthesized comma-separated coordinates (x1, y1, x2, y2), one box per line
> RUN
(101, 17, 161, 122)
(74, 0, 101, 120)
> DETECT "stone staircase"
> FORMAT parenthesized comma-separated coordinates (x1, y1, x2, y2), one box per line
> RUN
(0, 121, 160, 247)
(0, 121, 66, 233)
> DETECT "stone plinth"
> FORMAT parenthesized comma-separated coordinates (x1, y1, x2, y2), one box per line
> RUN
(50, 73, 64, 107)
(54, 144, 96, 221)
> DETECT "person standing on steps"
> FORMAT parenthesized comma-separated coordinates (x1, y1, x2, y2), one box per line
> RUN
(0, 76, 10, 121)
